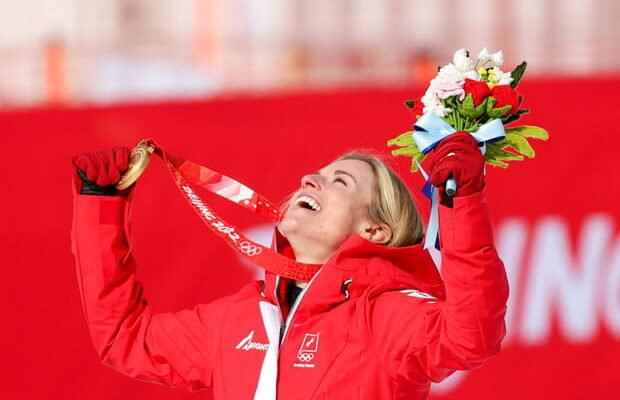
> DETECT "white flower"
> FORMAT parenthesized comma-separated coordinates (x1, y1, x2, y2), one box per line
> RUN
(421, 63, 465, 116)
(421, 89, 448, 116)
(491, 51, 504, 67)
(476, 48, 504, 69)
(463, 69, 480, 80)
(452, 48, 475, 73)
(435, 64, 466, 98)
(489, 67, 513, 85)
(421, 47, 509, 116)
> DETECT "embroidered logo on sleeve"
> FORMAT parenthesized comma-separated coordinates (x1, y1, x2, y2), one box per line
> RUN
(235, 330, 269, 352)
(293, 333, 320, 368)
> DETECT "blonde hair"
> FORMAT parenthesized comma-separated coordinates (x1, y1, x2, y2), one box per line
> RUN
(338, 151, 424, 247)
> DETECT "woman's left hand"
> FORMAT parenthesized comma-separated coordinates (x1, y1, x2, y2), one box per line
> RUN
(422, 131, 485, 199)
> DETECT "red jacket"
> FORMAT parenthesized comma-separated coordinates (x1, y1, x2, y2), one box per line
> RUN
(71, 189, 508, 399)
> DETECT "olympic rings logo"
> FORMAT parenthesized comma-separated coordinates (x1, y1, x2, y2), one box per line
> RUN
(239, 241, 263, 257)
(297, 352, 314, 362)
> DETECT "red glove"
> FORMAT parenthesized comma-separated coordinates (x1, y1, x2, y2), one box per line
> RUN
(73, 147, 130, 187)
(422, 131, 485, 199)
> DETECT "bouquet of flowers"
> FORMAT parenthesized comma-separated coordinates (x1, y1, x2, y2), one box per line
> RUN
(388, 48, 549, 172)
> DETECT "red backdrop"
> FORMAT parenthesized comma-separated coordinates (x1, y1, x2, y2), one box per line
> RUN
(1, 77, 619, 399)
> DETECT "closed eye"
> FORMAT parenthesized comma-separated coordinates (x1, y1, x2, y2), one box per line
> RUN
(334, 177, 347, 186)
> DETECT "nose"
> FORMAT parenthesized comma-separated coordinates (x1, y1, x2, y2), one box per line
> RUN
(301, 174, 322, 190)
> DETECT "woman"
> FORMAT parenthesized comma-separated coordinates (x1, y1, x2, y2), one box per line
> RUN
(71, 132, 508, 399)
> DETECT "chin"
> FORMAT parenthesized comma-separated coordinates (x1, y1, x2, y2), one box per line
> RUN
(277, 217, 322, 246)
(278, 208, 311, 237)
(276, 217, 297, 238)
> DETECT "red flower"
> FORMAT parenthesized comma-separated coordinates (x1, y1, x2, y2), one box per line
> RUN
(463, 79, 491, 106)
(491, 85, 520, 115)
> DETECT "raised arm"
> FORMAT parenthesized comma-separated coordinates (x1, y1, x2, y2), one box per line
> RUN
(371, 133, 509, 383)
(71, 148, 223, 391)
(431, 191, 508, 375)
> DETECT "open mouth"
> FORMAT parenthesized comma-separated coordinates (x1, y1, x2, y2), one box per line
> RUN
(295, 195, 321, 212)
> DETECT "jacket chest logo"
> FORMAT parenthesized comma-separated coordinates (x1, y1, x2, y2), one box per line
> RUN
(235, 330, 269, 352)
(293, 333, 320, 368)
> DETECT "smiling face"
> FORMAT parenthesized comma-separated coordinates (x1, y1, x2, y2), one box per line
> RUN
(278, 159, 388, 264)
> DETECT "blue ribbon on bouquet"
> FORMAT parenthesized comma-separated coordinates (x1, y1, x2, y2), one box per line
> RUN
(412, 113, 506, 250)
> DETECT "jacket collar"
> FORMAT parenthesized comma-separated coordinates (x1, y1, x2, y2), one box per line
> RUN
(263, 232, 445, 309)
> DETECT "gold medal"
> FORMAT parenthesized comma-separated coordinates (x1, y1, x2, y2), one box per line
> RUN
(116, 140, 155, 190)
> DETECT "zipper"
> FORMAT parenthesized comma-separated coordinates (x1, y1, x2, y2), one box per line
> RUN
(273, 275, 285, 340)
(280, 266, 325, 344)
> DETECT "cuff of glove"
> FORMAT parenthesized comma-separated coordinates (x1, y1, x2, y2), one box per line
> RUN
(438, 190, 495, 251)
(77, 170, 119, 196)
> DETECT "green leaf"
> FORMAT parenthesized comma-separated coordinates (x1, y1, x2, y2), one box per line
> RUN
(486, 158, 509, 168)
(473, 97, 488, 118)
(502, 113, 520, 125)
(410, 155, 425, 172)
(459, 94, 476, 118)
(484, 94, 512, 118)
(491, 147, 524, 162)
(483, 142, 516, 168)
(502, 108, 529, 125)
(386, 144, 424, 173)
(504, 133, 536, 158)
(511, 61, 527, 88)
(487, 104, 512, 118)
(391, 146, 422, 158)
(457, 94, 487, 120)
(464, 122, 482, 133)
(505, 125, 549, 140)
(443, 96, 458, 111)
(486, 96, 497, 113)
(387, 131, 415, 147)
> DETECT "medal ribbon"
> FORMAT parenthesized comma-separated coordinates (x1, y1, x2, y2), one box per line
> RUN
(148, 141, 320, 282)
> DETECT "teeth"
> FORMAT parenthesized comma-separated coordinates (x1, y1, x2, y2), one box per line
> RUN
(296, 195, 321, 212)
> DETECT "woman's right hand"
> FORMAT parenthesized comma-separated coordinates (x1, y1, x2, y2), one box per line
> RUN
(73, 147, 130, 189)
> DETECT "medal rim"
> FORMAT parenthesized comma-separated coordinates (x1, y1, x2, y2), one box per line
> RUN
(116, 142, 154, 190)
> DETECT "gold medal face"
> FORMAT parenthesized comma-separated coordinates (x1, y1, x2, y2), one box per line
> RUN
(116, 141, 155, 190)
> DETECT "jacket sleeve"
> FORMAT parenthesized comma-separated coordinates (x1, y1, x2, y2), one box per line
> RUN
(372, 191, 509, 382)
(71, 191, 225, 391)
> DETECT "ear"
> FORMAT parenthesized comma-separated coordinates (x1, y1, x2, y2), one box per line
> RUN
(360, 222, 393, 245)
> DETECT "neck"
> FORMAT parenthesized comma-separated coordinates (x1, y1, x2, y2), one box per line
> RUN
(293, 246, 332, 264)
(276, 226, 337, 265)
(294, 252, 330, 265)
(289, 239, 333, 265)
